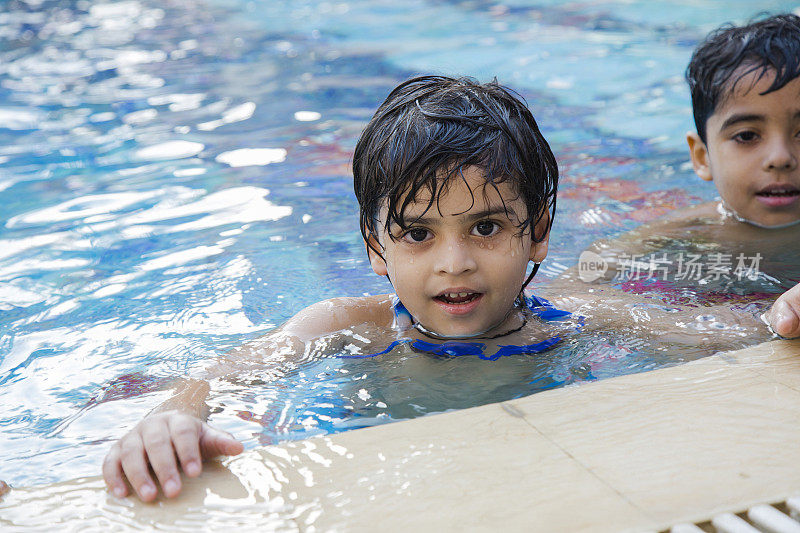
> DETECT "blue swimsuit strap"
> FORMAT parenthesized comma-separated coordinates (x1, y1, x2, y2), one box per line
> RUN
(338, 294, 577, 361)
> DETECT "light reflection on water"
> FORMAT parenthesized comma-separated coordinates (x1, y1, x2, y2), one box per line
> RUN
(0, 0, 798, 488)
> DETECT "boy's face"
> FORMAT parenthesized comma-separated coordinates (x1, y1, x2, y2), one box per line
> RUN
(687, 69, 800, 227)
(367, 166, 549, 338)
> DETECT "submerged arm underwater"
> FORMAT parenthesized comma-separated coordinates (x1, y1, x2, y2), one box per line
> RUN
(101, 331, 313, 502)
(544, 266, 800, 351)
(101, 296, 392, 503)
(101, 376, 243, 502)
(563, 201, 800, 340)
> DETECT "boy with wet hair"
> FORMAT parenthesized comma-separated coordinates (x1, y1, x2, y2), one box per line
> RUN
(685, 13, 800, 229)
(572, 13, 800, 337)
(353, 76, 557, 338)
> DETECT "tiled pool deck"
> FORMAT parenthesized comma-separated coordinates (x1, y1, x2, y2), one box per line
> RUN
(2, 339, 799, 531)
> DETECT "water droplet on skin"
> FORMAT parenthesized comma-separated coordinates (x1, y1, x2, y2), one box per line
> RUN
(478, 242, 484, 249)
(487, 244, 494, 250)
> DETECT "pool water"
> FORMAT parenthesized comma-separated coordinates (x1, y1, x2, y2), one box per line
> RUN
(1, 0, 797, 487)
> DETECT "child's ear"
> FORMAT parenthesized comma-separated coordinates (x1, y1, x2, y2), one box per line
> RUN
(686, 132, 713, 182)
(364, 234, 388, 276)
(528, 213, 550, 263)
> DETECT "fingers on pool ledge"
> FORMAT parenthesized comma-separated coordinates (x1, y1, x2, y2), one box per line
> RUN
(102, 449, 130, 499)
(769, 299, 800, 339)
(777, 313, 800, 338)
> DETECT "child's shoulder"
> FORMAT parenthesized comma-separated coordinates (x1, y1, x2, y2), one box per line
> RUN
(280, 294, 395, 340)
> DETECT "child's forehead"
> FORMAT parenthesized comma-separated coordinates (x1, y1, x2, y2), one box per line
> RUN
(716, 66, 800, 112)
(396, 170, 523, 215)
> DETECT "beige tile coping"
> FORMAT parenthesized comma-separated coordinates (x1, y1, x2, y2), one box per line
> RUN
(1, 339, 799, 532)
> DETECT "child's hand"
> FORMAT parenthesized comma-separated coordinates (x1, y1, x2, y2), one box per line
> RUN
(766, 283, 800, 339)
(102, 410, 244, 502)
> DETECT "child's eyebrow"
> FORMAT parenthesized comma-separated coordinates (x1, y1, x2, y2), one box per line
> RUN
(719, 110, 800, 131)
(405, 206, 518, 226)
(719, 113, 764, 131)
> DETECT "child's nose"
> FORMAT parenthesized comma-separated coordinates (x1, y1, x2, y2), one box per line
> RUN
(433, 237, 477, 275)
(763, 135, 798, 172)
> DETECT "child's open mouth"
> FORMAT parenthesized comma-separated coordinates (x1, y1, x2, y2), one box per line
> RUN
(435, 292, 480, 304)
(756, 185, 800, 207)
(433, 291, 483, 315)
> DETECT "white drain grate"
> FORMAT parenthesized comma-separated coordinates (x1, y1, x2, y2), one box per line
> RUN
(661, 497, 800, 533)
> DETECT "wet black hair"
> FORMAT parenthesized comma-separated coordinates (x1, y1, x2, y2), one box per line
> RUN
(353, 75, 558, 262)
(686, 13, 800, 143)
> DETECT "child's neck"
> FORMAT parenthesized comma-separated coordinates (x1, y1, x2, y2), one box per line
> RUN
(392, 296, 528, 341)
(717, 200, 800, 230)
(413, 307, 527, 341)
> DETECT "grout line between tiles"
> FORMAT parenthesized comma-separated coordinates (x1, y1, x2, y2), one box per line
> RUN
(745, 364, 800, 394)
(499, 399, 657, 523)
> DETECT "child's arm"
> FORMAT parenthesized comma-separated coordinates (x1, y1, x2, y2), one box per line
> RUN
(764, 283, 800, 338)
(542, 270, 773, 351)
(101, 377, 243, 502)
(102, 295, 392, 502)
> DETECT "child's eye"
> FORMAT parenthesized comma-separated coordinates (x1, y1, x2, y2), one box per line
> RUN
(402, 228, 430, 243)
(472, 220, 499, 237)
(732, 130, 759, 143)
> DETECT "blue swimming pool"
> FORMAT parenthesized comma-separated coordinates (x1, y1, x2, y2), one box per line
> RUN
(1, 0, 797, 487)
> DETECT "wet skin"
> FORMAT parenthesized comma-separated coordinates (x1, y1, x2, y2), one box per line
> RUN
(366, 166, 549, 339)
(687, 69, 800, 228)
